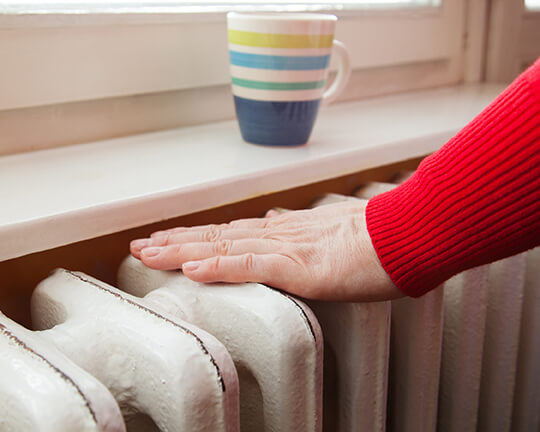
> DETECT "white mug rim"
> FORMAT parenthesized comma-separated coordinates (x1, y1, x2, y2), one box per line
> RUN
(227, 12, 337, 22)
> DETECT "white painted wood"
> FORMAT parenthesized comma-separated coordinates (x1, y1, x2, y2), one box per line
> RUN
(305, 193, 390, 432)
(520, 13, 540, 66)
(477, 253, 527, 432)
(355, 182, 444, 432)
(0, 4, 466, 110)
(485, 0, 523, 82)
(0, 1, 444, 17)
(31, 269, 240, 432)
(463, 0, 489, 83)
(437, 265, 489, 432)
(116, 256, 322, 432)
(511, 247, 540, 432)
(0, 59, 469, 157)
(485, 0, 540, 81)
(0, 83, 504, 262)
(0, 312, 125, 432)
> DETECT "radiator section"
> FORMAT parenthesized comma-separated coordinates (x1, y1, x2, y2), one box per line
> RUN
(31, 269, 240, 432)
(437, 266, 489, 432)
(117, 256, 323, 432)
(306, 300, 390, 432)
(356, 180, 444, 432)
(308, 193, 390, 432)
(512, 247, 540, 431)
(0, 312, 125, 432)
(478, 254, 527, 432)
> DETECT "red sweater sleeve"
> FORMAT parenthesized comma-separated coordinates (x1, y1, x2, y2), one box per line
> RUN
(366, 58, 540, 298)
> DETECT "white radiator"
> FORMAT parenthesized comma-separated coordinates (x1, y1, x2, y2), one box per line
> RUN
(1, 180, 539, 432)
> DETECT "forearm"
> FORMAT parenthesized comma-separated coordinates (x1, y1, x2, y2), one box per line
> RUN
(366, 58, 540, 297)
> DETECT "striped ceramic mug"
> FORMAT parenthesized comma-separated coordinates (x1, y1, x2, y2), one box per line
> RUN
(227, 12, 351, 146)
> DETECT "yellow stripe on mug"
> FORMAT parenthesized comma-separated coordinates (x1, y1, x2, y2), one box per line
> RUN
(228, 30, 334, 49)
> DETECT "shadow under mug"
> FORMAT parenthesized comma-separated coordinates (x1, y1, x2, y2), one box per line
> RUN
(227, 12, 351, 146)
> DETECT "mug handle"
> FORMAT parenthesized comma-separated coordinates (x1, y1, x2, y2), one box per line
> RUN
(321, 40, 351, 106)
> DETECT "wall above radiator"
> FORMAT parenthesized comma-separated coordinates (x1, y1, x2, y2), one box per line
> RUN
(0, 83, 504, 262)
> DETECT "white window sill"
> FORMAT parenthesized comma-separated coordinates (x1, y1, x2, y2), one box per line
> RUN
(0, 83, 504, 262)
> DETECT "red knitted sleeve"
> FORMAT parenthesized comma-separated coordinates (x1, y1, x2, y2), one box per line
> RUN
(366, 58, 540, 298)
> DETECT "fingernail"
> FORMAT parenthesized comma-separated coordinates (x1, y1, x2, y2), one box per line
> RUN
(263, 207, 288, 217)
(272, 206, 289, 214)
(142, 247, 162, 257)
(131, 238, 151, 250)
(183, 261, 200, 272)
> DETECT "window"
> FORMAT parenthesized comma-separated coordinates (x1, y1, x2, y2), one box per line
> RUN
(1, 0, 461, 112)
(525, 0, 540, 11)
(484, 0, 540, 81)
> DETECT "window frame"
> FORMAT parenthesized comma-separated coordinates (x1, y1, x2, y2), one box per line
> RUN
(0, 1, 466, 111)
(485, 1, 540, 82)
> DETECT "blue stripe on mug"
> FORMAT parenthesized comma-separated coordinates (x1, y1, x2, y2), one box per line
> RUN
(229, 51, 330, 70)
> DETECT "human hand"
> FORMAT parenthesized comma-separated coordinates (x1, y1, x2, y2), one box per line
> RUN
(130, 200, 403, 302)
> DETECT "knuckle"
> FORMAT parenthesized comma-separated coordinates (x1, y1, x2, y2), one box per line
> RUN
(172, 243, 183, 255)
(228, 219, 245, 229)
(264, 216, 284, 230)
(260, 231, 285, 242)
(214, 239, 233, 256)
(211, 256, 222, 272)
(204, 226, 222, 242)
(163, 232, 171, 245)
(242, 253, 256, 272)
(228, 220, 240, 228)
(152, 232, 170, 246)
(260, 231, 274, 240)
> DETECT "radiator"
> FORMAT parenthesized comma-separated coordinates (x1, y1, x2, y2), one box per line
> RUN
(1, 179, 539, 432)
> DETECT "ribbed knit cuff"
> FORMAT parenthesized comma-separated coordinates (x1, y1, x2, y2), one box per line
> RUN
(366, 58, 540, 297)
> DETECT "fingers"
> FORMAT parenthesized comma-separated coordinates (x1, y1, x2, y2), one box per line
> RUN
(131, 203, 367, 259)
(125, 198, 398, 301)
(181, 253, 296, 286)
(151, 217, 271, 238)
(139, 239, 280, 270)
(131, 218, 273, 258)
(130, 228, 270, 259)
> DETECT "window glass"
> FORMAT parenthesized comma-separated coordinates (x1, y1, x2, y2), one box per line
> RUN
(524, 0, 540, 10)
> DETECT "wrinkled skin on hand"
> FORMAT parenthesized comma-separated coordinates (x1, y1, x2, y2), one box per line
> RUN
(130, 200, 403, 302)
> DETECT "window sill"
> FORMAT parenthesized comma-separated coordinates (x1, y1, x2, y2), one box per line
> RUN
(0, 82, 504, 262)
